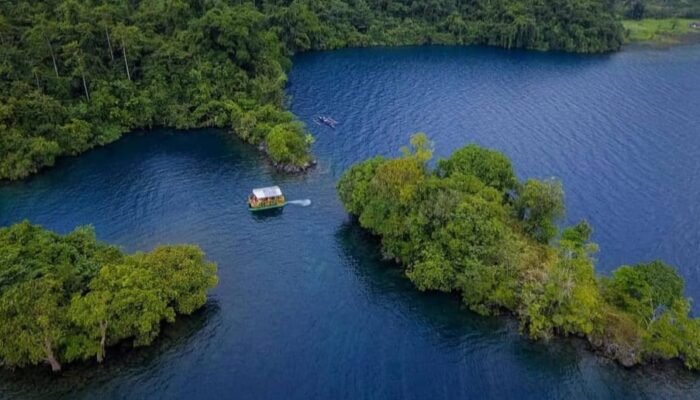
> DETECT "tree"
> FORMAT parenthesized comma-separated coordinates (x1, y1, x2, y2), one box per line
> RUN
(0, 222, 218, 371)
(603, 261, 684, 326)
(0, 277, 66, 371)
(0, 221, 115, 293)
(337, 156, 386, 216)
(112, 24, 146, 81)
(401, 132, 433, 164)
(22, 15, 61, 78)
(58, 118, 93, 155)
(271, 2, 324, 52)
(407, 245, 454, 292)
(266, 122, 312, 166)
(140, 245, 219, 315)
(68, 289, 110, 362)
(69, 258, 175, 363)
(61, 41, 90, 101)
(515, 178, 565, 243)
(629, 1, 646, 20)
(518, 222, 601, 338)
(438, 144, 517, 192)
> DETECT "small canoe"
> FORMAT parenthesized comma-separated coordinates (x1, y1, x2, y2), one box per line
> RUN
(315, 116, 337, 128)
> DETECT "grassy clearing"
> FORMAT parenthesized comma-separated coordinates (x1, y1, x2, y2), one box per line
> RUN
(623, 18, 700, 44)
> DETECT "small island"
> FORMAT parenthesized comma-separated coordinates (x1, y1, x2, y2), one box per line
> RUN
(0, 222, 218, 372)
(337, 134, 700, 370)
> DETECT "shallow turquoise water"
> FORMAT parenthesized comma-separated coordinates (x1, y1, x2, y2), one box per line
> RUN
(1, 45, 700, 399)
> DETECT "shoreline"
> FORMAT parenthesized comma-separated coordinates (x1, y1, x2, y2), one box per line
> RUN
(624, 33, 700, 49)
(3, 37, 697, 184)
(257, 142, 317, 173)
(623, 18, 700, 47)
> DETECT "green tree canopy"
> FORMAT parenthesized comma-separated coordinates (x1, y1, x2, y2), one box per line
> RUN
(438, 144, 517, 192)
(338, 134, 700, 370)
(603, 261, 685, 325)
(0, 0, 623, 180)
(266, 122, 313, 166)
(0, 277, 66, 371)
(515, 178, 565, 243)
(0, 222, 218, 371)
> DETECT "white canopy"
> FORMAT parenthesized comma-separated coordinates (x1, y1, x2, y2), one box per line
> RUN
(252, 186, 283, 199)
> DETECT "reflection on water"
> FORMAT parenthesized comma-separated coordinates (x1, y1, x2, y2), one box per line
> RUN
(250, 207, 285, 221)
(335, 221, 511, 336)
(1, 44, 700, 398)
(335, 221, 585, 369)
(0, 301, 221, 399)
(335, 220, 700, 398)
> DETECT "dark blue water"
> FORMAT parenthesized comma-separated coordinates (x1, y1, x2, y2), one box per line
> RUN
(1, 45, 700, 399)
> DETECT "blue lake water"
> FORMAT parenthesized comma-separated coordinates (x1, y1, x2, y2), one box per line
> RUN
(1, 45, 700, 399)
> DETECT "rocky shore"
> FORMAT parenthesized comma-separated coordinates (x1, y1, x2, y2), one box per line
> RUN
(258, 143, 317, 173)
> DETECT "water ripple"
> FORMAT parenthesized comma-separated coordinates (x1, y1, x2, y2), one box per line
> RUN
(1, 45, 700, 399)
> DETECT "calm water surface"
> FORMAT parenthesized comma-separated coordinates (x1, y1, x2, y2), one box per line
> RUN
(1, 45, 700, 399)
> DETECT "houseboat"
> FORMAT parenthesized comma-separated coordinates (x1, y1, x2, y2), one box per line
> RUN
(248, 186, 286, 211)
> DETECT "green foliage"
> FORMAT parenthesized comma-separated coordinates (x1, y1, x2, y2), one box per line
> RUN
(408, 192, 519, 314)
(137, 245, 219, 315)
(338, 134, 546, 317)
(438, 144, 517, 192)
(68, 260, 176, 362)
(401, 132, 434, 164)
(520, 222, 601, 338)
(602, 261, 685, 325)
(337, 156, 386, 216)
(0, 221, 120, 293)
(0, 222, 218, 371)
(0, 0, 623, 180)
(266, 122, 313, 166)
(342, 135, 432, 260)
(0, 1, 304, 179)
(641, 300, 693, 363)
(622, 18, 699, 44)
(616, 1, 700, 19)
(515, 178, 565, 244)
(0, 277, 66, 371)
(338, 135, 700, 370)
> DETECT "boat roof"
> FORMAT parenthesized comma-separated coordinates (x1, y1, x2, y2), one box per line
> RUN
(252, 186, 283, 199)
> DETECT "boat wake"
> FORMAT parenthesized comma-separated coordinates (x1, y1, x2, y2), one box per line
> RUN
(286, 199, 311, 207)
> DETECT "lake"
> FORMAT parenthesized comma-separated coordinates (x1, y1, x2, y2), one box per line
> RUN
(1, 45, 700, 399)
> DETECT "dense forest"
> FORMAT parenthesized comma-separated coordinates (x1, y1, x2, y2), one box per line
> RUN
(338, 134, 700, 370)
(0, 222, 218, 372)
(0, 0, 624, 180)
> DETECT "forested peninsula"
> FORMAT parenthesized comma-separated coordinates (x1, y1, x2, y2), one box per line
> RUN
(0, 0, 624, 180)
(0, 222, 218, 372)
(338, 134, 700, 370)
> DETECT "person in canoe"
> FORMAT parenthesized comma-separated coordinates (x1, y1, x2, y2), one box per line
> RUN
(315, 116, 337, 128)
